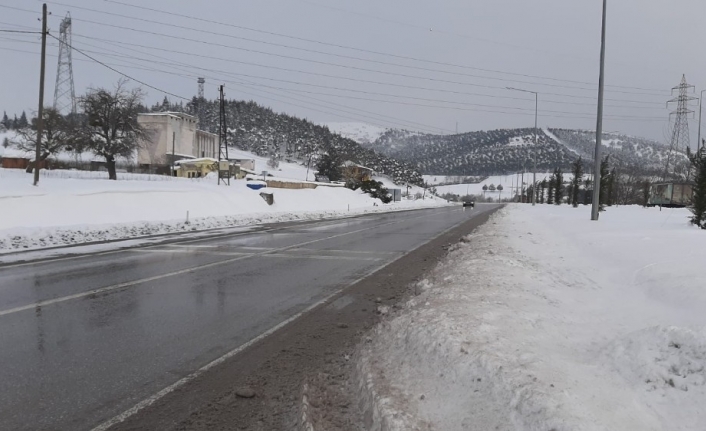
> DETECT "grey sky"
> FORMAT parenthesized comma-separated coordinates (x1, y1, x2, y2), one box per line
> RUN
(1, 0, 705, 145)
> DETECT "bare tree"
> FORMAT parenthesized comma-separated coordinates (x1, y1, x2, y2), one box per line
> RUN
(78, 80, 147, 180)
(13, 108, 73, 173)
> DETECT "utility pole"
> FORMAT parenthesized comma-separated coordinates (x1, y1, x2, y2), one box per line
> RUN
(506, 87, 538, 205)
(217, 85, 230, 186)
(698, 89, 705, 153)
(172, 131, 176, 176)
(33, 3, 48, 186)
(591, 0, 607, 221)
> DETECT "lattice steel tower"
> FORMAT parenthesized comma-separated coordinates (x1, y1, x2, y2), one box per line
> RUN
(197, 78, 205, 99)
(53, 13, 76, 115)
(664, 75, 697, 178)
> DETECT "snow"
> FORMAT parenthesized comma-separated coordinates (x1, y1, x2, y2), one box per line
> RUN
(431, 173, 562, 197)
(324, 122, 388, 144)
(0, 165, 449, 254)
(358, 204, 706, 430)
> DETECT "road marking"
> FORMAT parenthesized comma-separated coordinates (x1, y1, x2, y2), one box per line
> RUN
(0, 208, 456, 318)
(90, 204, 494, 431)
(129, 249, 254, 257)
(0, 207, 452, 270)
(264, 253, 381, 262)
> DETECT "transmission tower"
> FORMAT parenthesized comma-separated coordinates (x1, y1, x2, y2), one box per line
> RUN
(53, 13, 76, 115)
(664, 75, 697, 179)
(197, 78, 205, 99)
(218, 85, 230, 185)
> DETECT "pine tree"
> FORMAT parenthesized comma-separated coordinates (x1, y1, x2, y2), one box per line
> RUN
(554, 168, 564, 205)
(316, 149, 343, 181)
(540, 179, 547, 204)
(1, 111, 9, 130)
(547, 175, 555, 204)
(599, 156, 611, 211)
(642, 180, 651, 207)
(12, 114, 18, 129)
(18, 111, 29, 129)
(570, 157, 583, 207)
(689, 148, 706, 228)
(2, 136, 9, 148)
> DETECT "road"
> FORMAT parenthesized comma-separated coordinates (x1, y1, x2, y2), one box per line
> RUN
(0, 204, 499, 430)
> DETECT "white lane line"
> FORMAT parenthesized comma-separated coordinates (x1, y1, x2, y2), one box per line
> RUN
(0, 209, 453, 318)
(0, 207, 454, 270)
(264, 253, 381, 262)
(90, 205, 482, 431)
(129, 249, 254, 257)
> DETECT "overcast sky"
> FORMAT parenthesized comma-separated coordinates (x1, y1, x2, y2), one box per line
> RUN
(1, 0, 705, 145)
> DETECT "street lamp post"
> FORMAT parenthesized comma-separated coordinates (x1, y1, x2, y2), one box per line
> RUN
(591, 0, 608, 221)
(506, 87, 538, 206)
(698, 90, 706, 152)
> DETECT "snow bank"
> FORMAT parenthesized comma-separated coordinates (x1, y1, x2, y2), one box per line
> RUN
(0, 168, 449, 253)
(358, 204, 706, 430)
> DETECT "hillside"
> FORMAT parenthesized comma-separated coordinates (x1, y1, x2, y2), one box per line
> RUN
(162, 98, 424, 186)
(364, 126, 681, 176)
(323, 122, 388, 145)
(369, 128, 575, 175)
(548, 128, 687, 176)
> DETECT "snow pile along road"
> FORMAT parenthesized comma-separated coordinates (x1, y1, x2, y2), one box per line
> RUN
(357, 205, 706, 430)
(0, 168, 449, 253)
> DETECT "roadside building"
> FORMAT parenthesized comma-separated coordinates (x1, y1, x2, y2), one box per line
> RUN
(174, 158, 218, 178)
(229, 158, 256, 171)
(648, 181, 694, 207)
(341, 160, 374, 182)
(137, 112, 217, 174)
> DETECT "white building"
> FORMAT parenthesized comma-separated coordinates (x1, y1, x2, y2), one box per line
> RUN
(137, 112, 217, 171)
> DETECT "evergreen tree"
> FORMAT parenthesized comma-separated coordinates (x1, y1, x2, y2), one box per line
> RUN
(2, 136, 9, 148)
(642, 180, 651, 207)
(18, 111, 29, 129)
(599, 156, 611, 211)
(689, 148, 706, 229)
(554, 168, 564, 205)
(316, 149, 343, 181)
(570, 157, 584, 207)
(540, 179, 547, 204)
(12, 114, 18, 129)
(547, 175, 555, 204)
(1, 111, 9, 130)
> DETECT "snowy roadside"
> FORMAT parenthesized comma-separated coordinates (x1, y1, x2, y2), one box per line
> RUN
(356, 204, 706, 430)
(0, 167, 450, 256)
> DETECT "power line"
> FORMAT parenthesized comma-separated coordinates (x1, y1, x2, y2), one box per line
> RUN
(4, 33, 668, 124)
(2, 3, 669, 102)
(98, 0, 667, 94)
(0, 29, 42, 34)
(45, 32, 189, 100)
(59, 35, 670, 121)
(63, 14, 668, 98)
(69, 33, 667, 110)
(42, 1, 668, 96)
(62, 26, 664, 106)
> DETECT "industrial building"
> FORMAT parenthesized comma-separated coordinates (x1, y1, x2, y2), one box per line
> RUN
(137, 112, 218, 173)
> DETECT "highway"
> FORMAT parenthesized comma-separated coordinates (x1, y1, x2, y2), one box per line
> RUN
(0, 204, 500, 430)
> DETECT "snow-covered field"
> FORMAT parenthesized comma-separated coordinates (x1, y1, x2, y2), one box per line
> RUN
(427, 173, 562, 197)
(358, 204, 706, 430)
(0, 165, 448, 253)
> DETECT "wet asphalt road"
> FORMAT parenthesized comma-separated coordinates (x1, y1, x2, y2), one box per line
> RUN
(0, 204, 499, 431)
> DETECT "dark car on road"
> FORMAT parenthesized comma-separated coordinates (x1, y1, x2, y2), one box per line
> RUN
(462, 200, 475, 208)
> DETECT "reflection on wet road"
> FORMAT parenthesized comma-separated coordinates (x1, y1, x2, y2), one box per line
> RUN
(0, 205, 498, 430)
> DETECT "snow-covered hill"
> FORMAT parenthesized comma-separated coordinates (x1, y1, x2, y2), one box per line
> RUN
(323, 122, 388, 145)
(366, 127, 679, 176)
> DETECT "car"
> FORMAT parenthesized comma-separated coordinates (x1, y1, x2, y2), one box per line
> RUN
(462, 201, 475, 208)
